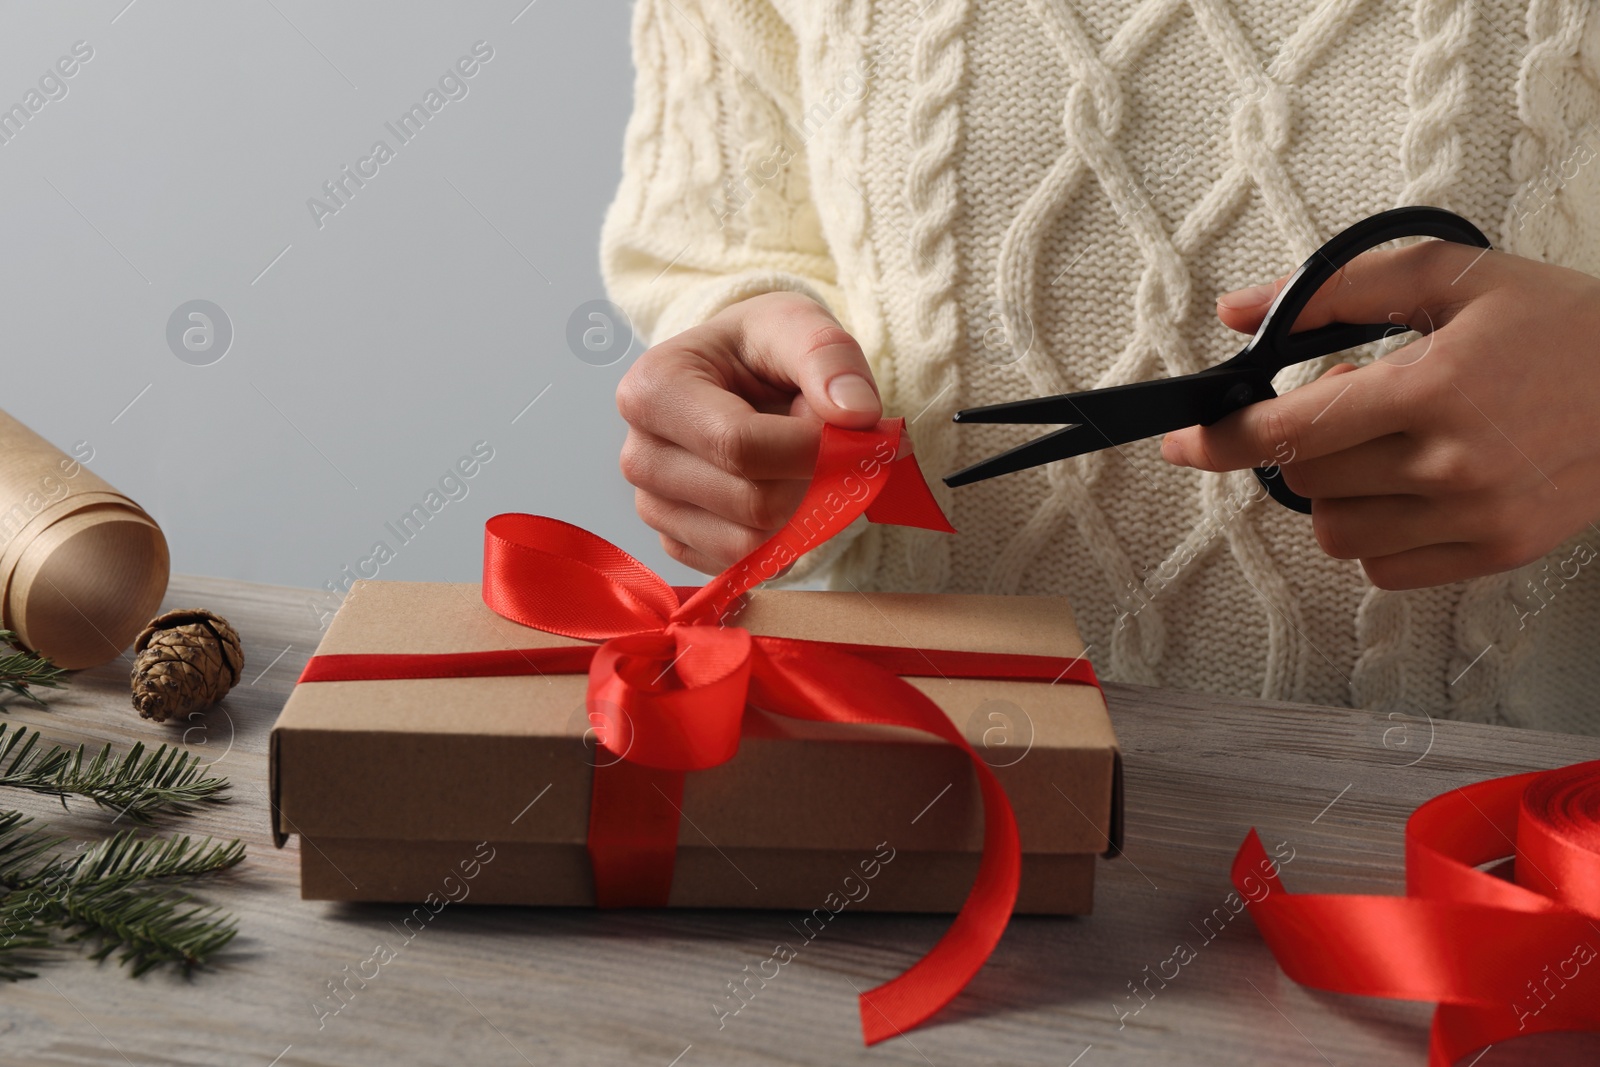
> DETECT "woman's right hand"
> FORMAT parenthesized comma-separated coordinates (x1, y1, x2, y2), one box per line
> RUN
(616, 291, 883, 574)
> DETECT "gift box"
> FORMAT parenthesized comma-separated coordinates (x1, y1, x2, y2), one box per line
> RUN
(270, 419, 1119, 1043)
(270, 578, 1122, 913)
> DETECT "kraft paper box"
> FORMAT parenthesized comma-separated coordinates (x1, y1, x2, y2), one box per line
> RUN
(270, 579, 1122, 914)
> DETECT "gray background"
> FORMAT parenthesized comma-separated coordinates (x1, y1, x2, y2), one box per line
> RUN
(0, 1, 697, 614)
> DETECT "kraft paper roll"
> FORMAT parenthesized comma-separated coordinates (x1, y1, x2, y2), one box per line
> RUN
(0, 410, 169, 669)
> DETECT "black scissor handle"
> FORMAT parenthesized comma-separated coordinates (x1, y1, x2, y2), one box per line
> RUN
(1242, 206, 1491, 372)
(1254, 465, 1310, 513)
(1238, 207, 1492, 513)
(1209, 378, 1314, 512)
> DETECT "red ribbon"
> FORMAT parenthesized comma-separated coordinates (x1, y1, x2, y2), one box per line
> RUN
(298, 418, 1101, 1045)
(1234, 761, 1600, 1065)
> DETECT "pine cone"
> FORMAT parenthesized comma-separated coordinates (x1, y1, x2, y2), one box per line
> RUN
(130, 609, 244, 723)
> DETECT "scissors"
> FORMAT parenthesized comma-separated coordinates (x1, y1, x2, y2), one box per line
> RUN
(943, 206, 1491, 513)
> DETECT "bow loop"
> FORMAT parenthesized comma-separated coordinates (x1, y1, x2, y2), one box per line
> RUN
(587, 625, 753, 773)
(483, 513, 678, 639)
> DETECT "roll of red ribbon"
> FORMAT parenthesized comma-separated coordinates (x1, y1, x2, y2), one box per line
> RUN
(1234, 760, 1600, 1065)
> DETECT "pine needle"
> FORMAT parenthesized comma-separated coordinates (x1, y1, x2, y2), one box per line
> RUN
(0, 897, 50, 980)
(57, 883, 239, 977)
(0, 660, 245, 980)
(0, 813, 65, 976)
(0, 810, 63, 886)
(49, 829, 246, 889)
(0, 812, 244, 979)
(0, 632, 66, 707)
(0, 723, 230, 822)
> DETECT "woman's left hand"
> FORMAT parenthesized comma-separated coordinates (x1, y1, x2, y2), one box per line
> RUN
(1161, 240, 1600, 590)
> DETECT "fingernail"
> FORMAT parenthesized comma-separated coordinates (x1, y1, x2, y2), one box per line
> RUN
(827, 373, 879, 412)
(1218, 283, 1275, 310)
(1161, 433, 1190, 467)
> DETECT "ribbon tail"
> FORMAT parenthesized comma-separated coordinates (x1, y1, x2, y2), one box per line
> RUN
(857, 761, 1019, 1044)
(747, 637, 1020, 1045)
(867, 448, 956, 533)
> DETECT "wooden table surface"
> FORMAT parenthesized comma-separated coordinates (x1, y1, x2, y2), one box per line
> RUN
(1, 575, 1596, 1067)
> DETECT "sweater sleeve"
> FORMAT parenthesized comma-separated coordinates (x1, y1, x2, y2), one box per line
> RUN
(599, 0, 846, 344)
(600, 0, 875, 584)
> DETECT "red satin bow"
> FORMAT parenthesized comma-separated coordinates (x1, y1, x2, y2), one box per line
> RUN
(298, 419, 1101, 1045)
(1234, 760, 1600, 1065)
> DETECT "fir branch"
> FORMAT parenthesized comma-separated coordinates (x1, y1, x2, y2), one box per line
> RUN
(0, 632, 66, 707)
(47, 829, 246, 889)
(0, 723, 230, 822)
(53, 882, 239, 977)
(0, 809, 63, 887)
(0, 894, 50, 979)
(0, 812, 244, 979)
(0, 813, 65, 976)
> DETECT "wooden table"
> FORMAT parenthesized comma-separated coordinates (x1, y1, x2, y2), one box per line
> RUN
(1, 575, 1596, 1067)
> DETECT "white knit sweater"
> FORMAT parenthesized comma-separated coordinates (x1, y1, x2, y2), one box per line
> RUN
(601, 0, 1600, 733)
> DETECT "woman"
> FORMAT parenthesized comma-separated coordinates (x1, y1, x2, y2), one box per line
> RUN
(601, 0, 1600, 731)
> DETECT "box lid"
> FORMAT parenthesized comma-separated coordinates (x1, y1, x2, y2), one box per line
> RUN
(271, 580, 1121, 858)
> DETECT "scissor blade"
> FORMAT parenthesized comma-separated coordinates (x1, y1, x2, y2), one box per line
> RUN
(944, 369, 1254, 487)
(944, 425, 1108, 487)
(953, 369, 1247, 433)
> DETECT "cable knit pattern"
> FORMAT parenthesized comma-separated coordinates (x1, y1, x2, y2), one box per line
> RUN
(1349, 0, 1476, 714)
(1447, 0, 1594, 727)
(1396, 0, 1473, 208)
(602, 0, 1600, 732)
(990, 0, 1172, 685)
(773, 0, 890, 586)
(880, 0, 969, 594)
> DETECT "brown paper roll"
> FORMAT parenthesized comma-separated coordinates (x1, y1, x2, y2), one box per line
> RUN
(0, 410, 169, 669)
